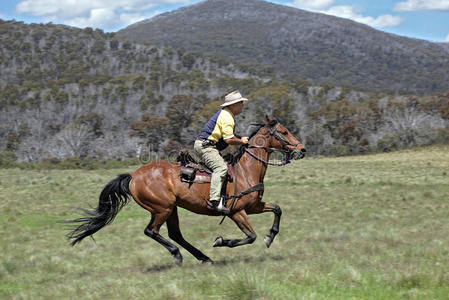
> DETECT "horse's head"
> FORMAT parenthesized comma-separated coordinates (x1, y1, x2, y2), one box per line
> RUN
(249, 116, 306, 161)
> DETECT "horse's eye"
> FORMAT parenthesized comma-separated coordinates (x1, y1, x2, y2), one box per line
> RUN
(282, 131, 288, 135)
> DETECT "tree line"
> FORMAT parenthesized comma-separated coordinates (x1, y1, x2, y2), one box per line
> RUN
(0, 19, 448, 167)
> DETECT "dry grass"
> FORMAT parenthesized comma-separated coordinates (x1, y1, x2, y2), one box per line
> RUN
(1, 144, 448, 299)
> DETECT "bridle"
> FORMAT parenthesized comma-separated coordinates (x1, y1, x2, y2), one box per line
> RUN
(267, 123, 303, 150)
(220, 121, 304, 223)
(244, 122, 303, 166)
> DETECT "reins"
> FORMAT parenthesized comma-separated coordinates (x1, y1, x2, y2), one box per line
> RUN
(220, 162, 264, 225)
(244, 147, 291, 166)
(242, 122, 300, 166)
(219, 121, 299, 223)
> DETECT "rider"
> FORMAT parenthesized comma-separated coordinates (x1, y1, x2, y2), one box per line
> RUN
(194, 91, 249, 214)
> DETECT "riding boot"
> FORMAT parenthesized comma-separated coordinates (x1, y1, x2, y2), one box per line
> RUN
(207, 197, 230, 214)
(217, 197, 230, 214)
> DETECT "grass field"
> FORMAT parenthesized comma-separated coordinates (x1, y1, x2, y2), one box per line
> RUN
(1, 145, 448, 299)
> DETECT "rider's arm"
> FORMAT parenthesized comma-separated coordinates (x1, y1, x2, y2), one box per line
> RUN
(224, 136, 249, 145)
(219, 110, 248, 145)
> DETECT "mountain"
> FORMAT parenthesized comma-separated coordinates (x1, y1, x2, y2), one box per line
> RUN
(0, 19, 257, 162)
(117, 0, 449, 95)
(1, 19, 448, 165)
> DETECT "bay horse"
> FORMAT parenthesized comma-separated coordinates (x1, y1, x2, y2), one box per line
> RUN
(66, 117, 306, 265)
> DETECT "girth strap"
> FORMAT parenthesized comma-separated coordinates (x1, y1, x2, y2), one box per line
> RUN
(224, 183, 264, 200)
(219, 182, 264, 225)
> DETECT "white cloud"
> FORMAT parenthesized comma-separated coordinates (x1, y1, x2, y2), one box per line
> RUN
(290, 0, 336, 10)
(16, 0, 189, 29)
(287, 1, 403, 28)
(65, 8, 116, 29)
(17, 0, 99, 18)
(395, 0, 449, 11)
(446, 32, 449, 42)
(324, 5, 403, 28)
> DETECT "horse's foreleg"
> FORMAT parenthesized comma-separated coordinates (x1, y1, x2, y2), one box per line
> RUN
(247, 202, 282, 248)
(213, 210, 257, 248)
(144, 213, 183, 265)
(166, 207, 213, 264)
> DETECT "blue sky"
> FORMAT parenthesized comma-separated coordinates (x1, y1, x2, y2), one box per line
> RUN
(1, 0, 448, 42)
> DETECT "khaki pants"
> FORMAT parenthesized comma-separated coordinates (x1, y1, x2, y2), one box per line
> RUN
(194, 140, 227, 201)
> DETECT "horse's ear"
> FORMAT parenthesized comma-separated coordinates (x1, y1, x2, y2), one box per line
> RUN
(265, 115, 278, 127)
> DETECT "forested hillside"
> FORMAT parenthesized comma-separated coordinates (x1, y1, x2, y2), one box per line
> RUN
(118, 0, 449, 95)
(1, 19, 448, 165)
(0, 19, 254, 162)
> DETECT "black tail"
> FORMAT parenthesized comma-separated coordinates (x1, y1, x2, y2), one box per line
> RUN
(66, 173, 132, 246)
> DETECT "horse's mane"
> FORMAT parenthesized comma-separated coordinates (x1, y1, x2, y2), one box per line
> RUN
(248, 123, 264, 139)
(226, 119, 278, 165)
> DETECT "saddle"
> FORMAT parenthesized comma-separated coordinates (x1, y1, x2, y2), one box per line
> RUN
(176, 151, 233, 184)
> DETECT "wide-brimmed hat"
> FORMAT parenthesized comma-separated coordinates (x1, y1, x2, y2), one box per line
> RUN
(220, 91, 248, 107)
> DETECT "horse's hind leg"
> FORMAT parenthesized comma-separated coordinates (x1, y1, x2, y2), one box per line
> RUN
(212, 210, 257, 248)
(144, 212, 183, 265)
(166, 207, 213, 264)
(247, 202, 282, 248)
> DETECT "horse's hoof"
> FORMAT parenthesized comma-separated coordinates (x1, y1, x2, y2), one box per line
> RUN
(202, 259, 214, 265)
(213, 236, 223, 247)
(264, 236, 272, 248)
(174, 253, 183, 266)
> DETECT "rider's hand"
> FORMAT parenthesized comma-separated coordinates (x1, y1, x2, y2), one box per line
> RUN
(241, 137, 249, 144)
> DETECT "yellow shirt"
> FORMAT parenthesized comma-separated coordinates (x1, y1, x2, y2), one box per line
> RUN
(198, 108, 235, 143)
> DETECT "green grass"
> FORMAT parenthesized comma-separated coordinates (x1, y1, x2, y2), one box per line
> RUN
(1, 144, 448, 299)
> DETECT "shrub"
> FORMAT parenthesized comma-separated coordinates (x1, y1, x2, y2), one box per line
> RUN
(54, 91, 69, 104)
(377, 130, 416, 152)
(132, 74, 146, 90)
(29, 157, 140, 170)
(333, 145, 350, 156)
(140, 97, 151, 111)
(0, 151, 17, 167)
(6, 132, 21, 151)
(181, 52, 196, 69)
(109, 39, 119, 50)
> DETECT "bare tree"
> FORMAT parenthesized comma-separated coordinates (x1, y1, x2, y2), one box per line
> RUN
(48, 124, 93, 158)
(384, 105, 433, 132)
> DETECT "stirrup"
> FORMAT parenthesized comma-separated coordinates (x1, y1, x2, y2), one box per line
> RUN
(206, 199, 230, 214)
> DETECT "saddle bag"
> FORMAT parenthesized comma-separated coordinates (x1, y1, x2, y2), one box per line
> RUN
(180, 166, 196, 183)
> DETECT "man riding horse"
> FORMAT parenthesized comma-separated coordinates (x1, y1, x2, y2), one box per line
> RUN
(194, 91, 249, 214)
(66, 91, 306, 266)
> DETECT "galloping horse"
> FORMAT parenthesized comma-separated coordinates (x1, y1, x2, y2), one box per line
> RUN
(66, 117, 306, 265)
